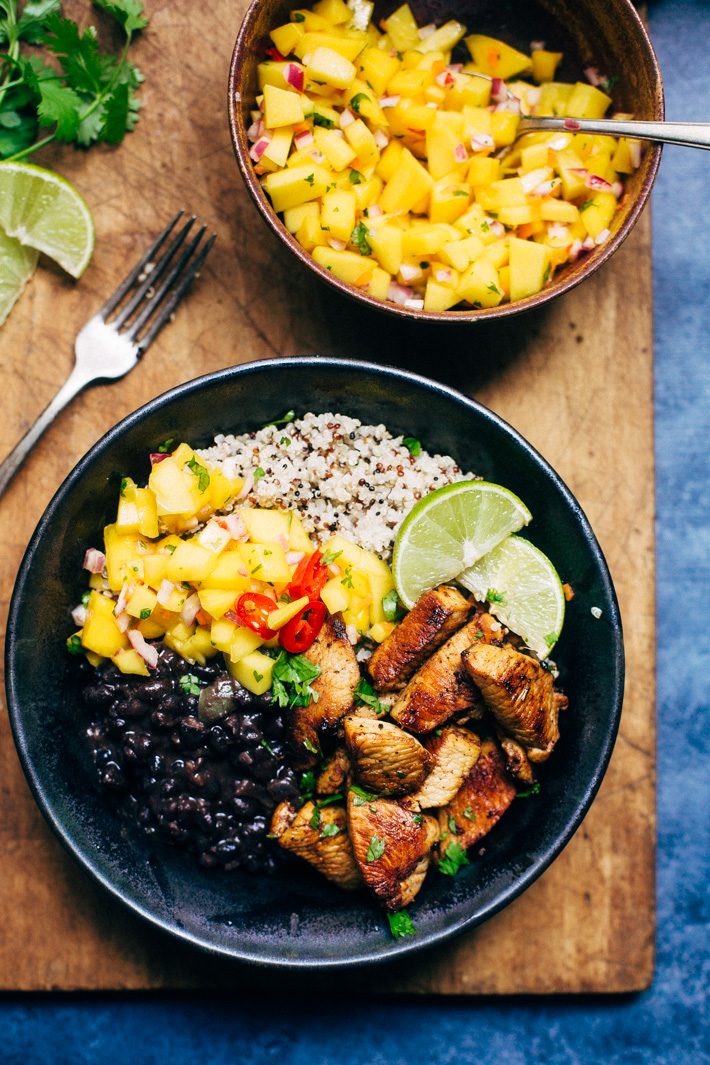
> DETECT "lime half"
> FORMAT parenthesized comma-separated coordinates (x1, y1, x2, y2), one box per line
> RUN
(392, 480, 532, 609)
(458, 534, 565, 658)
(0, 227, 38, 326)
(0, 162, 94, 278)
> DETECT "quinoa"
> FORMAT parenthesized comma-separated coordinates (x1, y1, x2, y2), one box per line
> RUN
(197, 413, 475, 560)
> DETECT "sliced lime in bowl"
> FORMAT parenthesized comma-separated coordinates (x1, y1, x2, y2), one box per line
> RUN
(392, 480, 532, 610)
(458, 534, 565, 659)
(0, 227, 38, 325)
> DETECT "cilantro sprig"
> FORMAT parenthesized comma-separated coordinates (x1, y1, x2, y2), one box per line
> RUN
(271, 650, 321, 710)
(387, 909, 416, 940)
(353, 677, 389, 716)
(439, 839, 469, 876)
(0, 0, 148, 162)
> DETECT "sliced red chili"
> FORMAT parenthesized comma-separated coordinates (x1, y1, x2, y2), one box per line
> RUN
(264, 46, 286, 61)
(288, 549, 328, 601)
(230, 592, 277, 638)
(279, 600, 326, 653)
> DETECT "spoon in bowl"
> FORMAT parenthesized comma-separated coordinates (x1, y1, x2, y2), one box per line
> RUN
(517, 115, 710, 150)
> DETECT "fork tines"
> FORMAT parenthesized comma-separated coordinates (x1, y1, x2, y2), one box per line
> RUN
(100, 211, 216, 352)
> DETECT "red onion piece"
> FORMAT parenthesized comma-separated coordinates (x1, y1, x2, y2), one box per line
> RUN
(308, 149, 326, 163)
(367, 204, 383, 218)
(249, 134, 272, 162)
(388, 281, 415, 305)
(236, 472, 254, 500)
(494, 97, 521, 114)
(569, 167, 590, 179)
(549, 135, 570, 150)
(594, 227, 611, 245)
(564, 117, 581, 131)
(584, 66, 603, 86)
(454, 142, 467, 162)
(128, 629, 159, 669)
(115, 612, 131, 633)
(373, 129, 389, 149)
(404, 298, 424, 310)
(284, 63, 304, 92)
(71, 604, 87, 627)
(246, 120, 261, 143)
(629, 141, 642, 168)
(157, 580, 176, 606)
(180, 592, 201, 627)
(83, 548, 106, 574)
(434, 269, 453, 284)
(378, 94, 401, 108)
(286, 551, 305, 566)
(220, 513, 248, 541)
(489, 220, 505, 237)
(149, 452, 169, 465)
(520, 167, 550, 193)
(586, 173, 613, 192)
(328, 238, 347, 251)
(491, 78, 507, 103)
(446, 63, 463, 73)
(294, 129, 314, 150)
(339, 109, 355, 128)
(548, 223, 570, 242)
(471, 132, 494, 151)
(530, 40, 545, 51)
(612, 180, 624, 198)
(568, 238, 583, 262)
(582, 235, 596, 250)
(530, 179, 558, 197)
(399, 264, 423, 283)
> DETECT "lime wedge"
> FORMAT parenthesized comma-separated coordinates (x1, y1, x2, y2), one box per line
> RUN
(458, 534, 565, 658)
(0, 162, 94, 278)
(0, 227, 39, 326)
(392, 480, 532, 609)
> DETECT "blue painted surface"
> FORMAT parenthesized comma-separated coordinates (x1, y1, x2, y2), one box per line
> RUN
(2, 1, 709, 1060)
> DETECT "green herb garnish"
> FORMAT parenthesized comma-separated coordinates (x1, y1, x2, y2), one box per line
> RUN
(340, 566, 355, 589)
(299, 770, 317, 799)
(253, 466, 266, 483)
(350, 784, 377, 806)
(292, 11, 305, 20)
(312, 111, 334, 128)
(402, 436, 421, 457)
(516, 782, 540, 798)
(486, 587, 506, 605)
(448, 814, 457, 834)
(348, 168, 364, 184)
(350, 91, 368, 112)
(186, 457, 210, 493)
(381, 588, 403, 623)
(271, 650, 321, 710)
(139, 608, 151, 620)
(388, 910, 416, 939)
(366, 833, 386, 862)
(179, 673, 201, 695)
(81, 590, 91, 606)
(320, 548, 342, 567)
(66, 633, 83, 654)
(262, 409, 295, 428)
(439, 840, 469, 876)
(351, 220, 371, 255)
(354, 677, 389, 716)
(319, 821, 340, 839)
(119, 477, 129, 496)
(304, 172, 315, 186)
(157, 437, 174, 453)
(463, 806, 475, 821)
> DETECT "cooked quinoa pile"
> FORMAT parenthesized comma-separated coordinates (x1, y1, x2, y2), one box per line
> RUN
(197, 413, 475, 559)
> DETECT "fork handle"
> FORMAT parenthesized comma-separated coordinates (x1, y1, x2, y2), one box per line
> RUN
(0, 365, 95, 500)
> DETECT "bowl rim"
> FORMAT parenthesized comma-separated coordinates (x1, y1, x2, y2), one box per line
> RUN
(5, 357, 625, 968)
(228, 0, 664, 323)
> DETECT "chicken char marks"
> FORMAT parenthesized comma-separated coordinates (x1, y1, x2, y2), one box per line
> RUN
(368, 585, 472, 691)
(410, 726, 482, 808)
(347, 791, 439, 911)
(462, 641, 561, 762)
(437, 738, 517, 852)
(389, 612, 499, 733)
(286, 614, 360, 770)
(271, 800, 362, 890)
(343, 715, 431, 796)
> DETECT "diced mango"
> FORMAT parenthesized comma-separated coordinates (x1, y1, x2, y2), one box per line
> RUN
(307, 46, 356, 89)
(508, 236, 551, 302)
(439, 233, 485, 271)
(230, 625, 266, 662)
(321, 187, 357, 242)
(321, 576, 351, 613)
(312, 245, 379, 284)
(367, 223, 402, 274)
(358, 45, 400, 96)
(126, 584, 158, 620)
(198, 588, 239, 620)
(579, 190, 617, 239)
(531, 49, 562, 83)
(238, 542, 292, 583)
(383, 4, 420, 52)
(418, 19, 466, 54)
(263, 163, 331, 212)
(270, 21, 305, 57)
(457, 255, 504, 307)
(81, 590, 130, 658)
(566, 81, 612, 120)
(465, 34, 531, 79)
(239, 507, 290, 544)
(149, 456, 197, 517)
(111, 648, 150, 676)
(294, 31, 366, 63)
(283, 201, 320, 233)
(166, 540, 219, 583)
(380, 148, 433, 214)
(228, 651, 275, 695)
(288, 514, 314, 553)
(312, 0, 352, 24)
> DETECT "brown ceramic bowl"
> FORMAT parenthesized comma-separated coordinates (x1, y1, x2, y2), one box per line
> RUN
(229, 0, 662, 323)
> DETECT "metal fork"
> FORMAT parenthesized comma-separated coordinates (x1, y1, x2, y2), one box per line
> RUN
(0, 211, 216, 500)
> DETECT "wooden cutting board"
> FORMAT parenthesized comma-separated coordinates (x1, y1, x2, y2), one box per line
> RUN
(0, 0, 655, 993)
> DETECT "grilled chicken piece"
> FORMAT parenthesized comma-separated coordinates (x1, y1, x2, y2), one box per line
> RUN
(270, 800, 362, 890)
(343, 715, 431, 796)
(287, 614, 360, 769)
(410, 726, 482, 808)
(496, 731, 535, 785)
(368, 585, 472, 691)
(462, 642, 560, 762)
(347, 791, 439, 911)
(316, 746, 352, 795)
(437, 738, 517, 852)
(390, 613, 498, 734)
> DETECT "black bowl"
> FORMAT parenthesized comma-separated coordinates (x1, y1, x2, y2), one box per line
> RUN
(6, 358, 623, 968)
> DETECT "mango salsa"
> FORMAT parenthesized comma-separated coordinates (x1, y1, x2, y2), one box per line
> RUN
(247, 2, 641, 312)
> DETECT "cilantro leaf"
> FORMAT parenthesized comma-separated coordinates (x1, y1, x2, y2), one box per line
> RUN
(15, 0, 61, 44)
(66, 633, 84, 655)
(262, 409, 295, 428)
(350, 91, 368, 112)
(439, 840, 469, 876)
(43, 13, 102, 94)
(388, 910, 416, 939)
(93, 0, 148, 36)
(271, 650, 321, 710)
(299, 770, 316, 799)
(348, 168, 364, 185)
(381, 589, 404, 623)
(309, 805, 321, 830)
(354, 677, 389, 716)
(366, 833, 386, 862)
(350, 784, 377, 806)
(186, 456, 210, 493)
(253, 466, 266, 483)
(179, 673, 201, 695)
(486, 587, 506, 605)
(402, 436, 421, 457)
(516, 782, 540, 798)
(101, 80, 131, 144)
(319, 821, 340, 839)
(351, 220, 371, 255)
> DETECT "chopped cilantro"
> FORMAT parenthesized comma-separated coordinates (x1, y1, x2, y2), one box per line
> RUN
(545, 632, 557, 648)
(402, 436, 421, 457)
(292, 10, 305, 20)
(320, 548, 342, 567)
(157, 438, 174, 453)
(166, 543, 177, 553)
(260, 737, 275, 755)
(310, 806, 321, 830)
(388, 910, 416, 939)
(271, 650, 321, 710)
(304, 172, 315, 186)
(448, 815, 458, 834)
(452, 189, 468, 196)
(313, 112, 335, 128)
(280, 436, 291, 446)
(354, 678, 389, 716)
(382, 589, 403, 623)
(419, 261, 429, 268)
(516, 782, 541, 798)
(253, 670, 264, 683)
(350, 784, 377, 806)
(66, 634, 84, 655)
(81, 590, 91, 606)
(341, 567, 355, 589)
(601, 74, 619, 92)
(480, 221, 490, 232)
(262, 410, 295, 428)
(463, 806, 476, 821)
(579, 200, 594, 213)
(487, 588, 507, 605)
(186, 457, 210, 493)
(179, 674, 201, 695)
(439, 840, 469, 876)
(303, 737, 319, 754)
(139, 608, 151, 620)
(542, 262, 551, 284)
(119, 477, 129, 496)
(486, 283, 500, 295)
(366, 833, 386, 862)
(412, 813, 423, 825)
(253, 467, 266, 483)
(350, 92, 368, 112)
(435, 728, 443, 736)
(320, 821, 340, 839)
(349, 168, 365, 185)
(351, 221, 371, 255)
(300, 770, 317, 799)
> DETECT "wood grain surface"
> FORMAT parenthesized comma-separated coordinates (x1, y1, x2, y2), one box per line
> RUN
(0, 0, 655, 993)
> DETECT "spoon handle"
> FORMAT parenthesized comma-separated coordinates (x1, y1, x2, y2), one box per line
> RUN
(517, 116, 710, 150)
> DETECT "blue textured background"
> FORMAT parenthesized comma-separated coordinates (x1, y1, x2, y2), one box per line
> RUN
(2, 1, 709, 1060)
